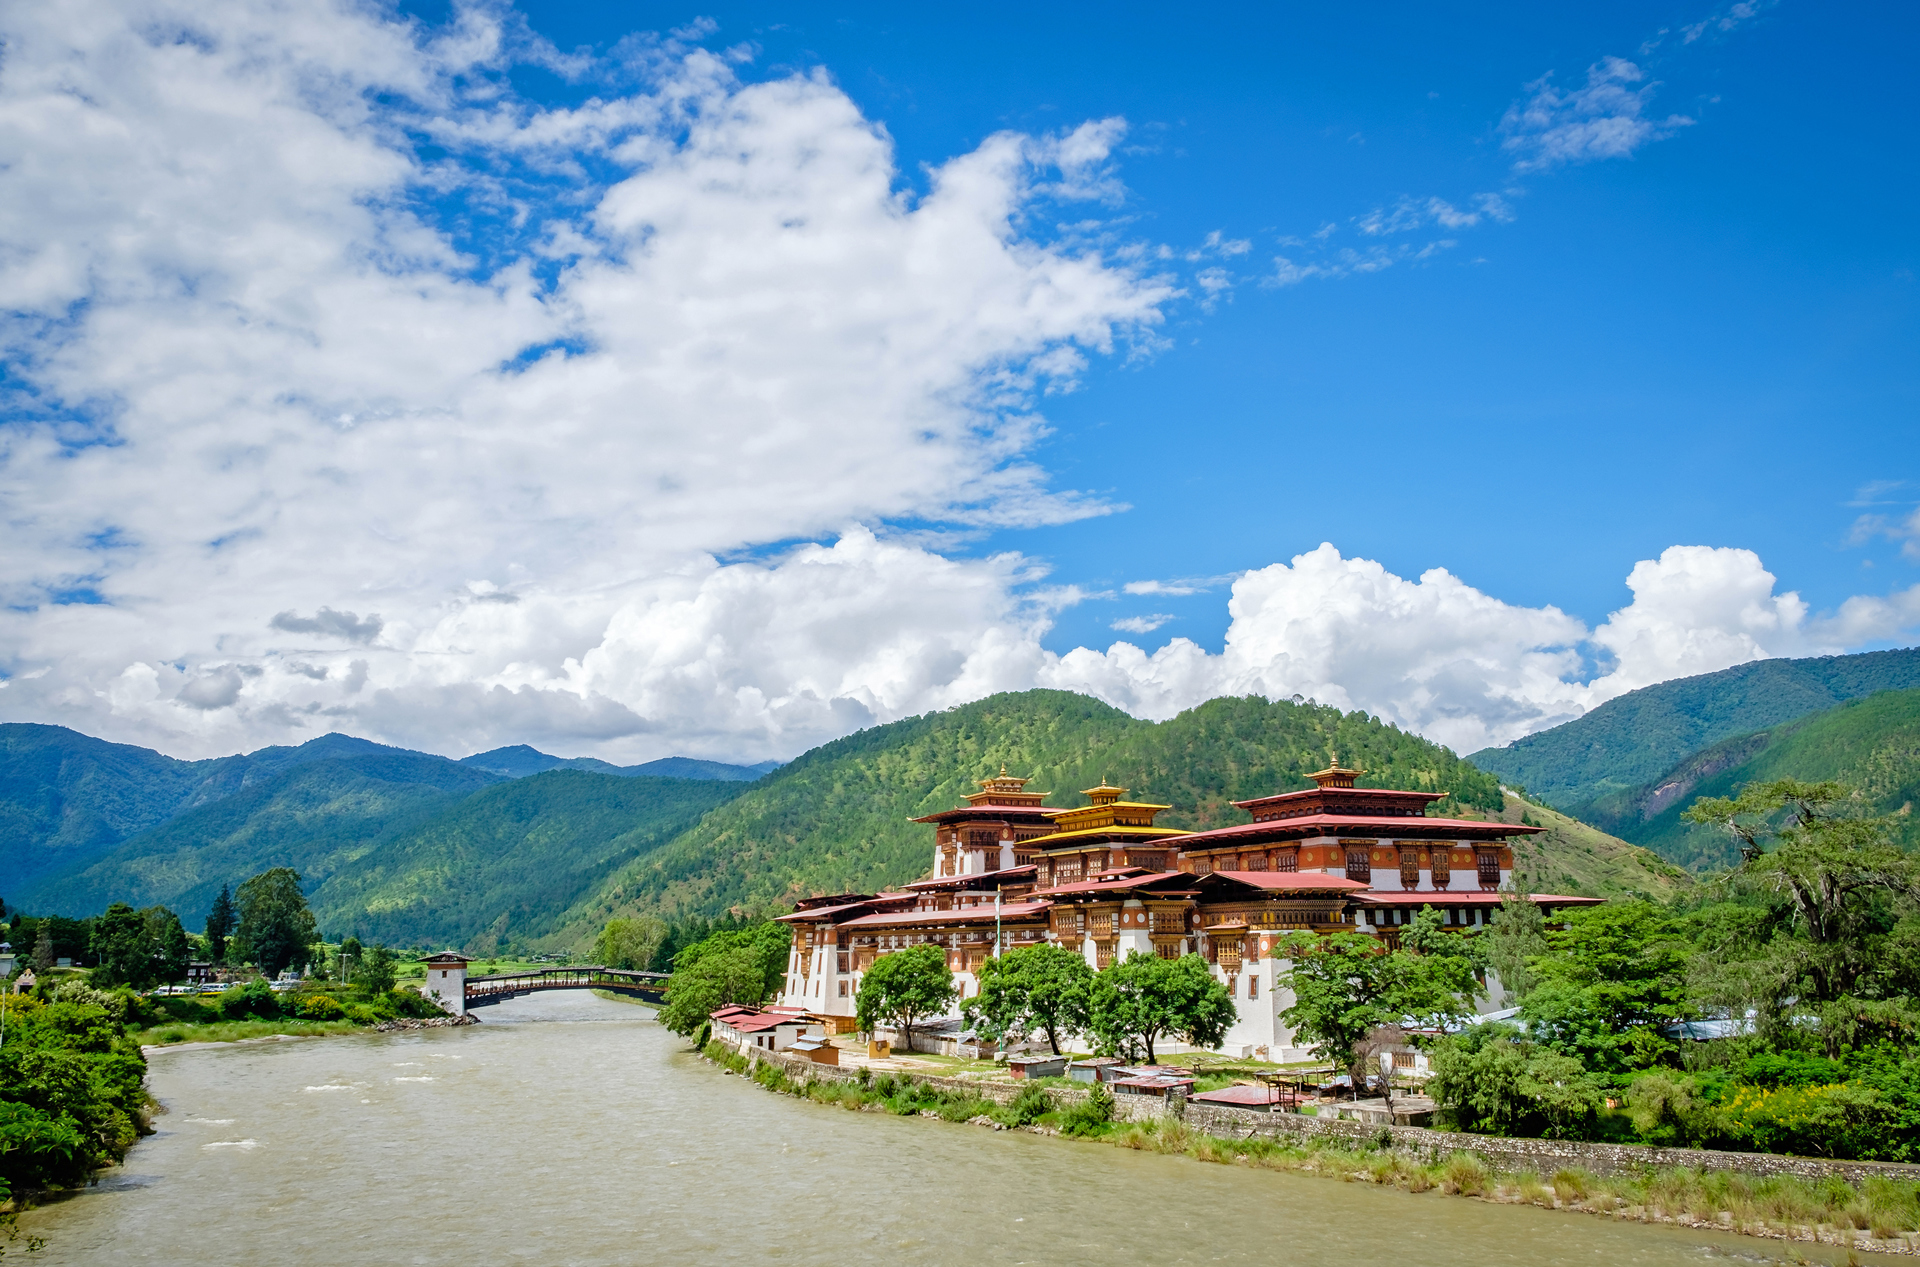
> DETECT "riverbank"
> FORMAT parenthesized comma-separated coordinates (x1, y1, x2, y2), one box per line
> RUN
(706, 1040, 1920, 1258)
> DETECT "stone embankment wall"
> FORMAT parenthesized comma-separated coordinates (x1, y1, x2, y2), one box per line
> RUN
(724, 1038, 1920, 1185)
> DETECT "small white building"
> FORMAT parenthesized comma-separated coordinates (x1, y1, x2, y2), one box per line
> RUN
(422, 951, 472, 1016)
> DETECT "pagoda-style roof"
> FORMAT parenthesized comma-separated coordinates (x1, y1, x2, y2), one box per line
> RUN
(838, 901, 1052, 930)
(1174, 814, 1543, 851)
(775, 893, 916, 923)
(1349, 891, 1603, 908)
(965, 764, 1048, 808)
(903, 866, 1037, 892)
(1192, 870, 1371, 897)
(1030, 870, 1201, 899)
(1039, 782, 1176, 843)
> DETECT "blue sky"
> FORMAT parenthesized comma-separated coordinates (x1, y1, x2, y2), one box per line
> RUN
(465, 0, 1918, 655)
(0, 0, 1913, 762)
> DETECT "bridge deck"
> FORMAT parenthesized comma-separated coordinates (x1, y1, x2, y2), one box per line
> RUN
(463, 965, 668, 1007)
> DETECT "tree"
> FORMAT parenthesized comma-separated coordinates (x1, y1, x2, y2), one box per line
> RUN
(1480, 890, 1548, 1003)
(30, 921, 53, 973)
(353, 945, 397, 995)
(1279, 930, 1475, 1080)
(856, 944, 956, 1049)
(144, 907, 192, 986)
(88, 904, 151, 989)
(964, 943, 1094, 1054)
(338, 936, 363, 987)
(594, 917, 667, 971)
(232, 868, 317, 977)
(1519, 901, 1689, 1073)
(1687, 778, 1920, 1008)
(1086, 952, 1236, 1065)
(658, 922, 793, 1036)
(204, 884, 236, 964)
(1428, 1023, 1604, 1139)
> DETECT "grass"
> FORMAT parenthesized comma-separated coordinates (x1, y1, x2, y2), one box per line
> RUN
(134, 1018, 367, 1046)
(707, 1041, 1920, 1251)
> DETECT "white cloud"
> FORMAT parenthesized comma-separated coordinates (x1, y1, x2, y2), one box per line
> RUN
(1501, 56, 1695, 172)
(1849, 507, 1920, 562)
(1042, 544, 1920, 756)
(0, 0, 1169, 758)
(1112, 614, 1174, 634)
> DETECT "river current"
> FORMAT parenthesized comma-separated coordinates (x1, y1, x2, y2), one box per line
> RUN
(20, 991, 1893, 1266)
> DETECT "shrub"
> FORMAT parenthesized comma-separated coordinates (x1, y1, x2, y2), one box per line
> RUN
(1443, 1153, 1490, 1196)
(995, 1082, 1054, 1128)
(216, 980, 282, 1021)
(1060, 1084, 1115, 1138)
(293, 994, 347, 1020)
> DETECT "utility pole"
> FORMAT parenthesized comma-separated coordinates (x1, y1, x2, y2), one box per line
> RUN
(994, 891, 1002, 958)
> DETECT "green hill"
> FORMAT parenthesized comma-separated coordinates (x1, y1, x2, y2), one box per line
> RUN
(0, 722, 240, 888)
(1467, 647, 1920, 818)
(307, 770, 744, 952)
(1494, 793, 1694, 901)
(458, 744, 775, 782)
(546, 689, 1513, 938)
(16, 751, 506, 919)
(1624, 687, 1920, 870)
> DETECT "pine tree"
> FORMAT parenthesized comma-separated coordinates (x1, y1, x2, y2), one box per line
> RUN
(205, 884, 236, 964)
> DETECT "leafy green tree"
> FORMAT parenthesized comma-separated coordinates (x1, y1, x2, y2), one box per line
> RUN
(856, 944, 957, 1048)
(1279, 931, 1475, 1079)
(143, 907, 191, 986)
(594, 917, 667, 971)
(1480, 890, 1548, 1002)
(658, 921, 793, 1035)
(204, 884, 236, 964)
(353, 945, 397, 995)
(1687, 778, 1920, 1011)
(1519, 901, 1688, 1073)
(1428, 1023, 1604, 1139)
(1086, 951, 1235, 1065)
(88, 904, 151, 989)
(232, 868, 317, 977)
(964, 942, 1094, 1054)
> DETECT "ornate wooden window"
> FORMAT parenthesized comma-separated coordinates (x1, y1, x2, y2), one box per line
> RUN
(1088, 911, 1115, 937)
(1095, 940, 1118, 969)
(1248, 975, 1259, 999)
(837, 953, 850, 974)
(1272, 850, 1297, 873)
(1242, 852, 1266, 871)
(1478, 851, 1501, 889)
(1153, 941, 1181, 960)
(1430, 848, 1452, 889)
(1400, 849, 1420, 889)
(1344, 847, 1372, 884)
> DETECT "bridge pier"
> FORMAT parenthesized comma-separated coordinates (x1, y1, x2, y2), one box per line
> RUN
(422, 951, 472, 1016)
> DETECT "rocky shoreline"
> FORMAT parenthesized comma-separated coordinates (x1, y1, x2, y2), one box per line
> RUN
(371, 1014, 479, 1031)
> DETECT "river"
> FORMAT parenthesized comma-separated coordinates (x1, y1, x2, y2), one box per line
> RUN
(20, 991, 1895, 1266)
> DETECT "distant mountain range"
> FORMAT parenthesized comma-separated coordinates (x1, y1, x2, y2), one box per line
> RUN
(0, 725, 771, 938)
(9, 691, 1679, 954)
(458, 745, 778, 782)
(1469, 647, 1920, 870)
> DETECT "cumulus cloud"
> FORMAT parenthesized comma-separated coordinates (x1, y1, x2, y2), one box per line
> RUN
(0, 0, 1169, 758)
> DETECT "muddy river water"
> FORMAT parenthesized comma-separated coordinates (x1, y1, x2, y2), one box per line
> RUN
(20, 991, 1897, 1266)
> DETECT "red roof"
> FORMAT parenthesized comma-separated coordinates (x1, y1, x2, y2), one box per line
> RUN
(1190, 1084, 1285, 1107)
(776, 893, 915, 923)
(1030, 871, 1199, 898)
(727, 1012, 811, 1034)
(1200, 870, 1370, 893)
(904, 865, 1037, 891)
(839, 900, 1051, 929)
(1353, 891, 1603, 906)
(1174, 815, 1543, 848)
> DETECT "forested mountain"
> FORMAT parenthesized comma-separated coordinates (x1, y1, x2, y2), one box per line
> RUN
(6, 690, 1686, 954)
(1467, 647, 1920, 816)
(547, 690, 1516, 939)
(1616, 687, 1920, 869)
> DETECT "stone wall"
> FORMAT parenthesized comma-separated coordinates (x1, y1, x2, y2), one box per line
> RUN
(1181, 1101, 1920, 1187)
(724, 1039, 1920, 1188)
